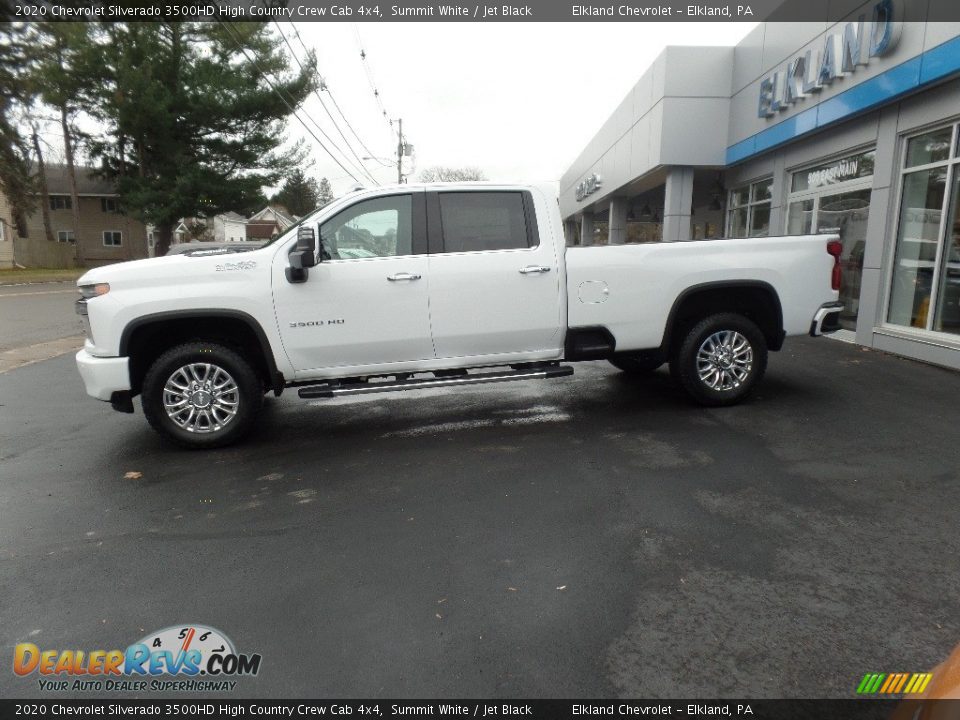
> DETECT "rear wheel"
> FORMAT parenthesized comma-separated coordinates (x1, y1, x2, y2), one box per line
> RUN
(609, 353, 663, 374)
(672, 313, 767, 407)
(142, 342, 262, 449)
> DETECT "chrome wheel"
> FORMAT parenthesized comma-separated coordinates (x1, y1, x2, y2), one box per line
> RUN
(696, 330, 753, 392)
(162, 363, 239, 434)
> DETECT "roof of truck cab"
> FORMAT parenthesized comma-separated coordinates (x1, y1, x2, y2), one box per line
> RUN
(351, 182, 537, 192)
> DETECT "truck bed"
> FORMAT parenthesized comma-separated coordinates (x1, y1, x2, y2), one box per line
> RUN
(565, 234, 838, 352)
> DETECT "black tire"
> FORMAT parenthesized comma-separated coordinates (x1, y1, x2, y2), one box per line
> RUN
(142, 342, 263, 449)
(609, 353, 663, 374)
(671, 313, 767, 407)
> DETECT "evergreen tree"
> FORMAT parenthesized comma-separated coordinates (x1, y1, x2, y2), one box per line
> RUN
(272, 168, 318, 217)
(0, 22, 36, 239)
(317, 177, 334, 207)
(83, 22, 318, 256)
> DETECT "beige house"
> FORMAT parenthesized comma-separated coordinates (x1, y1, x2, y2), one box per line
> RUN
(0, 191, 17, 268)
(0, 164, 149, 269)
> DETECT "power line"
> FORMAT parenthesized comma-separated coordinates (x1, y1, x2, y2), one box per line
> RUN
(353, 24, 395, 135)
(327, 90, 394, 169)
(216, 20, 362, 185)
(288, 23, 394, 170)
(273, 21, 381, 186)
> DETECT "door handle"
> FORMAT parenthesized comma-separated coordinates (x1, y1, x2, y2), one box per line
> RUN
(387, 272, 422, 281)
(519, 265, 551, 274)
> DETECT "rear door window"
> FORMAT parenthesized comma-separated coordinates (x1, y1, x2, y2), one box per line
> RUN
(437, 192, 533, 252)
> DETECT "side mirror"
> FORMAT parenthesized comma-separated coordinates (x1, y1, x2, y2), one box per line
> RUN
(286, 226, 317, 283)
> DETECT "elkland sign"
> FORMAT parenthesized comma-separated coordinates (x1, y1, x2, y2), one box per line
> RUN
(758, 0, 901, 118)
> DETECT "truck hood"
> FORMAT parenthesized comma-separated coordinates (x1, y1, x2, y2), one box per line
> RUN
(76, 246, 275, 287)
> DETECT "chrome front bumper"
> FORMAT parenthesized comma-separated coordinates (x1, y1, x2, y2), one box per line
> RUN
(810, 302, 845, 337)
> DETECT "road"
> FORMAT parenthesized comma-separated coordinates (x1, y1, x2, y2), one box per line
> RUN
(1, 320, 958, 698)
(0, 282, 81, 352)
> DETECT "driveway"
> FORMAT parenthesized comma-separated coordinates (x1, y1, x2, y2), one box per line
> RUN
(0, 337, 958, 698)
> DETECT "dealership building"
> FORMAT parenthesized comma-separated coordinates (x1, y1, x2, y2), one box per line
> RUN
(560, 6, 960, 370)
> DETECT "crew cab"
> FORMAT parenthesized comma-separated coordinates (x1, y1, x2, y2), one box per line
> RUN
(75, 183, 844, 448)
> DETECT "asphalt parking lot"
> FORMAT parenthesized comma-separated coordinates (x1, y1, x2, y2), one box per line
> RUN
(1, 333, 959, 699)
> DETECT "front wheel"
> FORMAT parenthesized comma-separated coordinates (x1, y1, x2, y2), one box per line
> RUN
(141, 342, 263, 449)
(672, 313, 767, 407)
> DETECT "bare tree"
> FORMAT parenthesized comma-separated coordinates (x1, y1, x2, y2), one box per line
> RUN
(29, 126, 54, 243)
(418, 166, 487, 183)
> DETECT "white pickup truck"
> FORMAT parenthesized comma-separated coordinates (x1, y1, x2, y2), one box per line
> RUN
(75, 183, 844, 448)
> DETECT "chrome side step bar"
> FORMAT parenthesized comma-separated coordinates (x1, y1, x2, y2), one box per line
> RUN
(298, 364, 574, 399)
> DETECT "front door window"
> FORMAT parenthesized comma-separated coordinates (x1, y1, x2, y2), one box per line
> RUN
(320, 194, 413, 260)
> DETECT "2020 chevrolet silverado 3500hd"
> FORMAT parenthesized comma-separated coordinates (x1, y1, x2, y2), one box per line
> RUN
(75, 183, 844, 448)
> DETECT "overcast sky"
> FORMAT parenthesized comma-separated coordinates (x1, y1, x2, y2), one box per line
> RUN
(37, 22, 758, 199)
(291, 22, 758, 194)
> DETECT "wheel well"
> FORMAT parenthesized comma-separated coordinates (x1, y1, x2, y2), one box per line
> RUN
(123, 315, 277, 395)
(663, 283, 784, 355)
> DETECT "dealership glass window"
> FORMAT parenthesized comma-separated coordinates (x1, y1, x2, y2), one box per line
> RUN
(888, 122, 960, 337)
(786, 199, 814, 235)
(786, 149, 875, 331)
(727, 179, 772, 238)
(933, 174, 960, 334)
(57, 230, 75, 243)
(904, 129, 952, 168)
(790, 150, 875, 193)
(585, 220, 609, 246)
(625, 221, 661, 244)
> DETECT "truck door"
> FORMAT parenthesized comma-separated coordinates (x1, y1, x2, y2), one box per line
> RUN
(272, 191, 433, 375)
(426, 189, 562, 359)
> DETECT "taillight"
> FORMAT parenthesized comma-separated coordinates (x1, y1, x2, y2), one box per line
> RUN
(827, 240, 842, 291)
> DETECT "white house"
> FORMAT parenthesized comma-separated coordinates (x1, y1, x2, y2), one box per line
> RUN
(214, 212, 248, 243)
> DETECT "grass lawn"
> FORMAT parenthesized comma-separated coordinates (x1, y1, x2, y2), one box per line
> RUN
(0, 267, 86, 285)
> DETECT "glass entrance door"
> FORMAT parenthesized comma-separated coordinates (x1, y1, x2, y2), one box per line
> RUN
(787, 150, 876, 332)
(786, 189, 872, 331)
(816, 189, 871, 330)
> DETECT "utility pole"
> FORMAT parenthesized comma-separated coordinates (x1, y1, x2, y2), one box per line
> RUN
(396, 118, 404, 184)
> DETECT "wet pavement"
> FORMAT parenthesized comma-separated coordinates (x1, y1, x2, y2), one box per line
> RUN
(1, 337, 958, 698)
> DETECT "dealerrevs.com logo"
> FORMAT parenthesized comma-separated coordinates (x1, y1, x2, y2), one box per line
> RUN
(13, 624, 261, 693)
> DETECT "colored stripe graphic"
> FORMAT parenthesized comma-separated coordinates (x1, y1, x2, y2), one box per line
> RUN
(905, 674, 918, 693)
(904, 673, 932, 694)
(870, 674, 887, 693)
(859, 672, 933, 695)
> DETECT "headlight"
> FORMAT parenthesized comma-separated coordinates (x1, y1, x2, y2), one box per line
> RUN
(78, 283, 110, 299)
